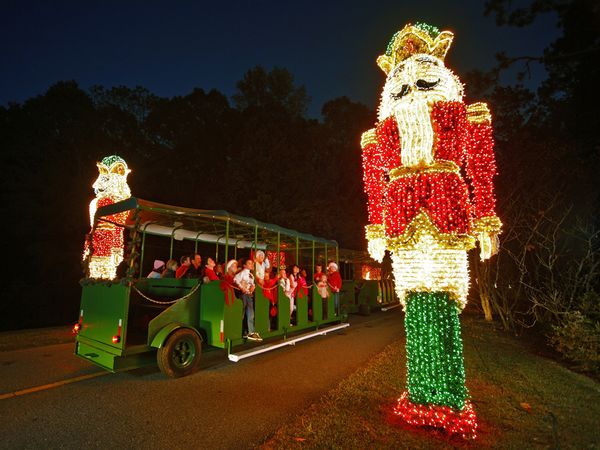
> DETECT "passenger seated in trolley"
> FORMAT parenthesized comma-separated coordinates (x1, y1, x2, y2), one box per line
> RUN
(186, 253, 202, 279)
(176, 255, 191, 279)
(147, 260, 165, 278)
(318, 274, 330, 318)
(214, 262, 224, 279)
(279, 267, 294, 325)
(260, 269, 278, 331)
(297, 268, 308, 297)
(224, 259, 237, 284)
(162, 259, 178, 278)
(327, 262, 342, 316)
(253, 250, 270, 284)
(203, 256, 219, 282)
(313, 264, 324, 284)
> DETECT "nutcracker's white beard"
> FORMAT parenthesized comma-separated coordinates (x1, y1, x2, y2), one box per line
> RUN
(394, 99, 435, 167)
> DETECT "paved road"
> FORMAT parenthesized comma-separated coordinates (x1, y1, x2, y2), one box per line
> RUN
(0, 309, 405, 449)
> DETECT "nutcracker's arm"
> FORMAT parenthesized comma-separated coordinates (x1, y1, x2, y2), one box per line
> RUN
(361, 117, 401, 262)
(88, 198, 98, 228)
(465, 102, 502, 260)
(361, 128, 384, 225)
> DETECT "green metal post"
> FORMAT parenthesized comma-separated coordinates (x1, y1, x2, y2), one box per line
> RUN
(254, 225, 258, 252)
(234, 239, 242, 260)
(295, 236, 299, 265)
(253, 225, 258, 276)
(224, 220, 230, 263)
(277, 232, 280, 269)
(169, 225, 183, 260)
(194, 230, 204, 255)
(312, 241, 315, 278)
(140, 222, 155, 276)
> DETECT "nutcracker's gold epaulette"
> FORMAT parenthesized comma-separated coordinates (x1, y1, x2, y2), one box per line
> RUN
(365, 223, 385, 239)
(361, 128, 377, 149)
(467, 102, 492, 125)
(472, 215, 502, 234)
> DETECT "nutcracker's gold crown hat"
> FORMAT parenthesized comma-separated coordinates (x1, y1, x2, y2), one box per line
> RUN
(377, 22, 454, 75)
(96, 154, 130, 176)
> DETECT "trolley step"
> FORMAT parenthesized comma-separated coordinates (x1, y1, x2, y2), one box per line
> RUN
(228, 323, 350, 362)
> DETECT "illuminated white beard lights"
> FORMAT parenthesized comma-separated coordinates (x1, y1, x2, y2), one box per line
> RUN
(395, 99, 435, 167)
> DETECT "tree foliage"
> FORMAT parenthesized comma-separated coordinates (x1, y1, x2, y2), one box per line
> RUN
(467, 0, 600, 372)
(0, 68, 373, 331)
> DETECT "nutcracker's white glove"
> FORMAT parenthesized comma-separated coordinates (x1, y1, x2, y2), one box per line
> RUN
(365, 224, 386, 263)
(367, 238, 386, 263)
(478, 231, 499, 261)
(473, 216, 502, 261)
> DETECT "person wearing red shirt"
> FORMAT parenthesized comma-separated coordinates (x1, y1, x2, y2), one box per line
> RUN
(261, 270, 278, 304)
(220, 259, 238, 306)
(296, 269, 308, 298)
(313, 264, 324, 284)
(176, 255, 191, 279)
(203, 257, 219, 282)
(327, 262, 342, 316)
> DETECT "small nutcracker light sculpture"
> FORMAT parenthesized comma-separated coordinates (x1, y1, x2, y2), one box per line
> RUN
(83, 155, 132, 280)
(361, 23, 501, 438)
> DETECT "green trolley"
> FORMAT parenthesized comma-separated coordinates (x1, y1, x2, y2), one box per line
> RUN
(75, 197, 360, 378)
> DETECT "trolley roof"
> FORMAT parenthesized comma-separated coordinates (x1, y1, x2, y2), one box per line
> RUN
(96, 197, 338, 249)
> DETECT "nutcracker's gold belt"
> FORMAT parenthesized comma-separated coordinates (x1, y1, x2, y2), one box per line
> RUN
(388, 160, 461, 181)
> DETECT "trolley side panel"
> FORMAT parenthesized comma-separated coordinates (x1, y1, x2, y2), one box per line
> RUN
(77, 283, 130, 351)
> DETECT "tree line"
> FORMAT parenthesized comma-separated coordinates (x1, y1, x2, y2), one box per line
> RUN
(0, 66, 373, 330)
(469, 0, 600, 374)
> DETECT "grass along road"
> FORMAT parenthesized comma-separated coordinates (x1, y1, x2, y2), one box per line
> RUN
(259, 315, 600, 449)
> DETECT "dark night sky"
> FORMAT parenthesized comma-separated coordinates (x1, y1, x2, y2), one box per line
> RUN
(1, 0, 560, 117)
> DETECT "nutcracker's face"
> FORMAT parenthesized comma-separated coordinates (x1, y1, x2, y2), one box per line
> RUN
(378, 54, 463, 120)
(92, 159, 131, 199)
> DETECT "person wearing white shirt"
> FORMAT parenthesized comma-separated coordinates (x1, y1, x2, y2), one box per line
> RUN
(234, 258, 262, 341)
(253, 250, 270, 283)
(278, 267, 295, 324)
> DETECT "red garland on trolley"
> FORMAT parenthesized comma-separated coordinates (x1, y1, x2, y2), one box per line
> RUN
(220, 278, 236, 306)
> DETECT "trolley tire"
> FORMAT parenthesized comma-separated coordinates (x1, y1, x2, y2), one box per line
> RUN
(157, 328, 202, 378)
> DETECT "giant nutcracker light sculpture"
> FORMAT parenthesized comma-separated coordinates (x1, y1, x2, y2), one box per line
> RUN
(83, 155, 132, 280)
(361, 23, 501, 438)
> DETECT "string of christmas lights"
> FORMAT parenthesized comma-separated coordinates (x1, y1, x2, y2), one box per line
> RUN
(361, 22, 502, 438)
(404, 292, 467, 408)
(394, 392, 478, 439)
(84, 155, 132, 280)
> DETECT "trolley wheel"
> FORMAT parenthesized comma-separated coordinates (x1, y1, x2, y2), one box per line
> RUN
(157, 328, 202, 378)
